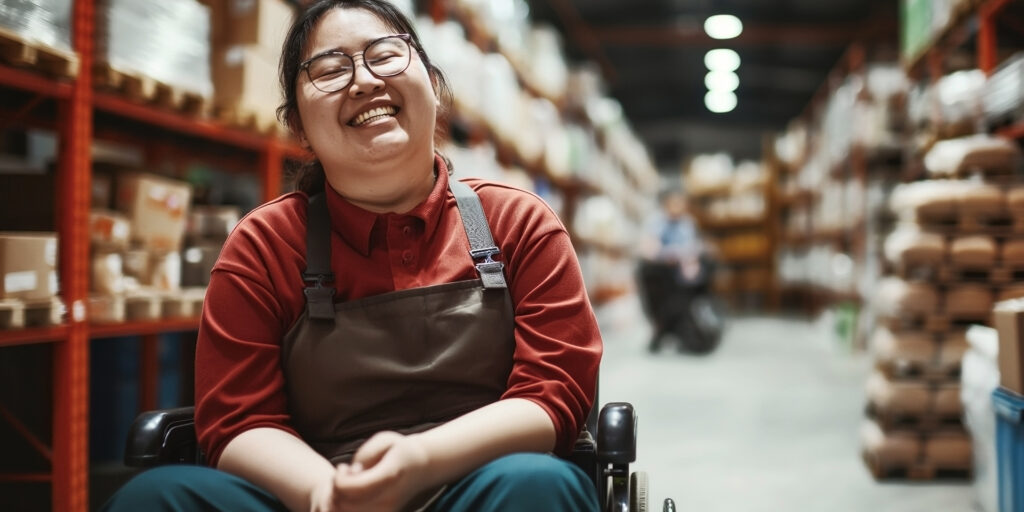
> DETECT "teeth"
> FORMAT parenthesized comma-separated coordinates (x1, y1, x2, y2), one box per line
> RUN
(352, 106, 397, 126)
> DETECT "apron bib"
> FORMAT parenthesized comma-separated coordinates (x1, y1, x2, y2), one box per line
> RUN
(280, 180, 515, 508)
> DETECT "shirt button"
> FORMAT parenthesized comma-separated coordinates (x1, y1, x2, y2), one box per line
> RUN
(402, 250, 413, 264)
(402, 226, 412, 237)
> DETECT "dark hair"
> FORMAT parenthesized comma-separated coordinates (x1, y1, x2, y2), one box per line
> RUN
(277, 0, 454, 194)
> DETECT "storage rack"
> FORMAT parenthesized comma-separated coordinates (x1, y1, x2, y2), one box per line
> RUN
(0, 1, 657, 509)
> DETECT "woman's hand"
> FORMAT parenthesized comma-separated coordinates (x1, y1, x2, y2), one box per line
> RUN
(326, 431, 431, 512)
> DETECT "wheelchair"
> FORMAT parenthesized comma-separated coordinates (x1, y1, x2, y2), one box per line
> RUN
(125, 402, 676, 512)
(635, 255, 725, 355)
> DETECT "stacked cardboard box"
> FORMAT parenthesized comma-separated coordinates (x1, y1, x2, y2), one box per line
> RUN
(88, 172, 196, 323)
(207, 0, 295, 133)
(0, 232, 63, 329)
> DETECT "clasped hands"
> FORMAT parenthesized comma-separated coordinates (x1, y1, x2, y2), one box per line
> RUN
(310, 431, 431, 512)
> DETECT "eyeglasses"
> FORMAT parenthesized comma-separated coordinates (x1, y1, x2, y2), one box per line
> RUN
(300, 34, 415, 93)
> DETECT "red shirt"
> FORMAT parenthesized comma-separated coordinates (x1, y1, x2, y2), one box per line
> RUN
(194, 162, 603, 466)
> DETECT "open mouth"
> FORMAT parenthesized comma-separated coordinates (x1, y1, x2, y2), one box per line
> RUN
(349, 105, 400, 126)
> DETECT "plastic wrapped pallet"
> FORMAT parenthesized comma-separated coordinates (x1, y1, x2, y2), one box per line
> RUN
(958, 182, 1006, 217)
(961, 326, 999, 511)
(96, 0, 213, 98)
(0, 0, 73, 53)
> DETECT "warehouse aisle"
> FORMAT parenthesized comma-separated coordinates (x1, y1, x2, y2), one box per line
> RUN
(594, 294, 975, 512)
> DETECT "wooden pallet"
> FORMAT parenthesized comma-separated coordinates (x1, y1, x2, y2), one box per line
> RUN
(213, 105, 283, 135)
(876, 312, 985, 333)
(93, 62, 209, 115)
(0, 297, 64, 330)
(868, 408, 965, 432)
(0, 26, 79, 78)
(862, 450, 973, 481)
(875, 359, 960, 383)
(914, 212, 1024, 235)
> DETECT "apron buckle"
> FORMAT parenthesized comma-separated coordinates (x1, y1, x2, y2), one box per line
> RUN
(303, 275, 336, 320)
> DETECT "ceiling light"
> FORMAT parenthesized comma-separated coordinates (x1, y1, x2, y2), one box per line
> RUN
(704, 14, 743, 40)
(704, 49, 740, 72)
(705, 90, 737, 113)
(705, 70, 739, 92)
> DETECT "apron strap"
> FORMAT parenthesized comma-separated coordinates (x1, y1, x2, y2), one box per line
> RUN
(448, 179, 507, 289)
(303, 193, 337, 320)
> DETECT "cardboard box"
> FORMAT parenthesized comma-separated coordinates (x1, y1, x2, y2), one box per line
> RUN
(89, 209, 131, 251)
(0, 232, 59, 301)
(116, 173, 193, 252)
(212, 44, 280, 126)
(996, 298, 1024, 395)
(211, 0, 294, 49)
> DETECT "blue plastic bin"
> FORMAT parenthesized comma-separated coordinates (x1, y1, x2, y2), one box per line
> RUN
(994, 387, 1024, 512)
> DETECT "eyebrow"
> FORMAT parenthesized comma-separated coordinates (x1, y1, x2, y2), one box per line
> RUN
(306, 35, 388, 62)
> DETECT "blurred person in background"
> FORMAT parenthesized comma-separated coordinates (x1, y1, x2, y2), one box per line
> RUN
(100, 1, 601, 511)
(641, 188, 705, 282)
(637, 188, 720, 353)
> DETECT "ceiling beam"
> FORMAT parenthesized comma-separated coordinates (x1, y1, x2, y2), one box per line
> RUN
(592, 19, 896, 47)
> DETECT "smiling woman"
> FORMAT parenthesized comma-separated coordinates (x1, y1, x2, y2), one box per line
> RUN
(98, 1, 604, 512)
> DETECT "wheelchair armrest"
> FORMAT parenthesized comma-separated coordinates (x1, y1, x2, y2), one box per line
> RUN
(596, 402, 636, 465)
(124, 406, 201, 468)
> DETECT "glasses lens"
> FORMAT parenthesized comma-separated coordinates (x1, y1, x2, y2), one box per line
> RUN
(308, 54, 355, 92)
(365, 36, 410, 77)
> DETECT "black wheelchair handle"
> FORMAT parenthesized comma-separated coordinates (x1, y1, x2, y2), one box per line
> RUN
(596, 402, 636, 465)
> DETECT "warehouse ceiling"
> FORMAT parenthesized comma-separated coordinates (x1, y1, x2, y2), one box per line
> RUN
(526, 0, 900, 171)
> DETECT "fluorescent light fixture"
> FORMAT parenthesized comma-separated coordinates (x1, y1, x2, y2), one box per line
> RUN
(704, 14, 743, 40)
(705, 70, 739, 92)
(705, 90, 737, 113)
(704, 49, 740, 71)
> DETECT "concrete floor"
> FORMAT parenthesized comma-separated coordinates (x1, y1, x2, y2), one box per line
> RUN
(594, 294, 977, 512)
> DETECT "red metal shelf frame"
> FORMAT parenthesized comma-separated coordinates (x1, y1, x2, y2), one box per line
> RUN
(88, 318, 200, 339)
(0, 326, 70, 347)
(0, 0, 302, 509)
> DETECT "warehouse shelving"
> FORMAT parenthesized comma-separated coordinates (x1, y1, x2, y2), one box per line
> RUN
(0, 1, 659, 509)
(0, 1, 304, 510)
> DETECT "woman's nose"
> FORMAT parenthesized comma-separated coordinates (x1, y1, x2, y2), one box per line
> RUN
(348, 57, 385, 97)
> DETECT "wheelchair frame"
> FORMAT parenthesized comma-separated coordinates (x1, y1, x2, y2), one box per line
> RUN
(124, 402, 674, 512)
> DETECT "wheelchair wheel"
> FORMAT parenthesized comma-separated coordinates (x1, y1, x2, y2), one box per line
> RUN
(629, 471, 648, 512)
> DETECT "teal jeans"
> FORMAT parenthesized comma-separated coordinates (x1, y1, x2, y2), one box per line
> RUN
(100, 453, 600, 511)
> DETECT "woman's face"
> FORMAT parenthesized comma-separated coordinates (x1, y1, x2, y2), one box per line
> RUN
(296, 8, 438, 173)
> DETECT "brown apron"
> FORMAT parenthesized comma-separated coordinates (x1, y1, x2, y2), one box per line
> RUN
(280, 180, 515, 507)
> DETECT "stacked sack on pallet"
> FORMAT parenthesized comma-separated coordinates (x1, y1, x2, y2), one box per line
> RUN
(88, 172, 213, 323)
(861, 134, 1024, 480)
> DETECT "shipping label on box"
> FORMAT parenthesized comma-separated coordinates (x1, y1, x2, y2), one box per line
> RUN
(0, 232, 59, 301)
(117, 173, 193, 252)
(995, 298, 1024, 395)
(90, 209, 131, 251)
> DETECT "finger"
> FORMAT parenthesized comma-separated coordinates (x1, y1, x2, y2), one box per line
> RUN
(351, 432, 399, 469)
(334, 459, 396, 502)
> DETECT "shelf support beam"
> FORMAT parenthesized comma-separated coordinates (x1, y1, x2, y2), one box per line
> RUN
(53, 0, 94, 510)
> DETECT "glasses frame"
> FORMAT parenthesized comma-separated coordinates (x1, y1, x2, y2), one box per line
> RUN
(300, 33, 416, 93)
